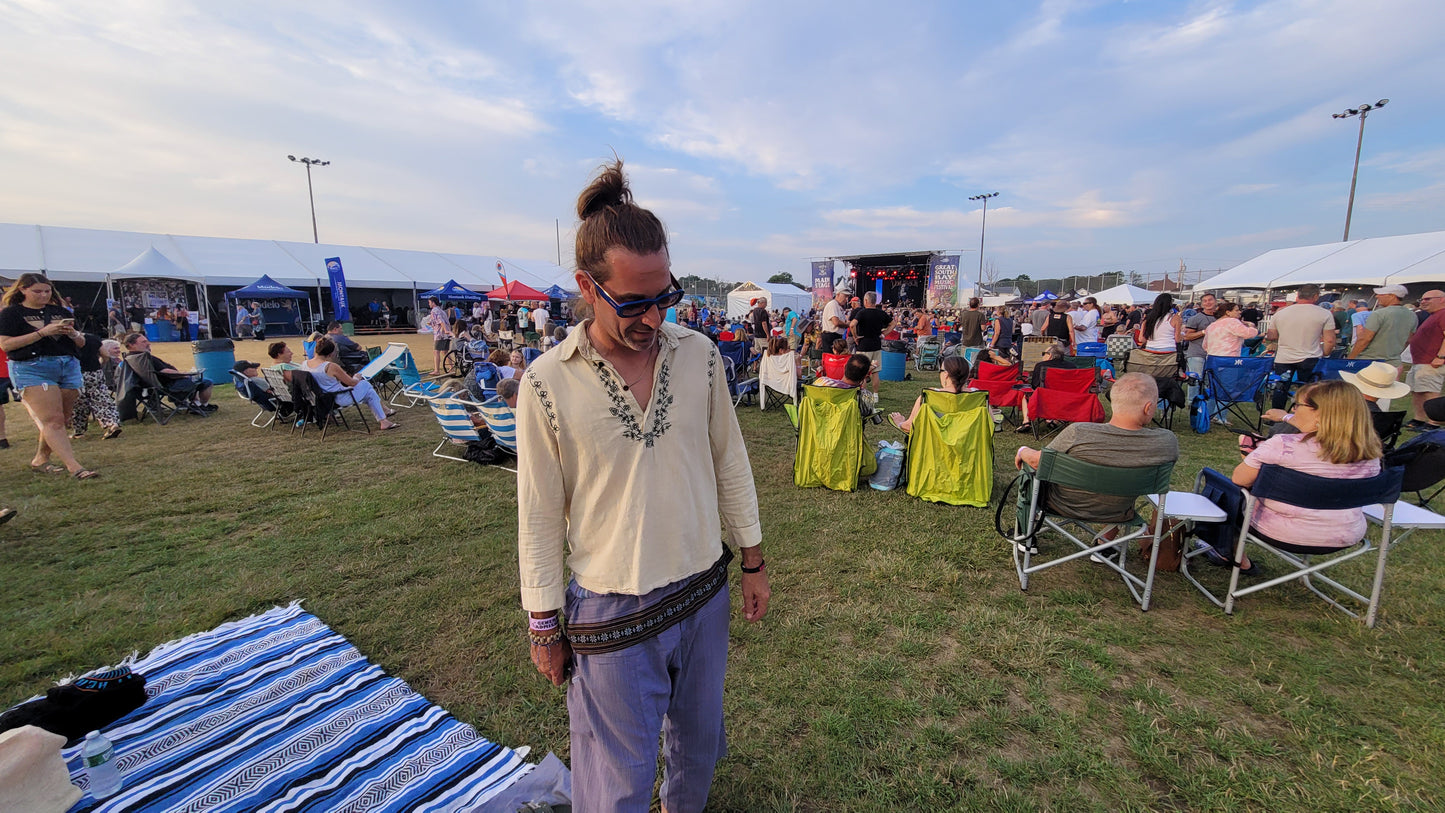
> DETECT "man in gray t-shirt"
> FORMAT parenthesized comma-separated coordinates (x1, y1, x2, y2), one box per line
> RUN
(1181, 293, 1217, 398)
(1349, 285, 1415, 362)
(1014, 374, 1179, 524)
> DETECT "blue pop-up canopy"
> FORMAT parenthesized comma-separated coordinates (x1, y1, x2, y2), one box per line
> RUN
(542, 284, 578, 300)
(1028, 290, 1059, 302)
(419, 279, 485, 302)
(225, 274, 308, 299)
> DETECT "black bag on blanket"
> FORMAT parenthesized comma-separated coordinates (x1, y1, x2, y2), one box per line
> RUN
(0, 666, 147, 746)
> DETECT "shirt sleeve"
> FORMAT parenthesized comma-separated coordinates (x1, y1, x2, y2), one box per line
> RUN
(515, 368, 570, 612)
(707, 343, 762, 549)
(1363, 311, 1383, 332)
(1244, 434, 1285, 470)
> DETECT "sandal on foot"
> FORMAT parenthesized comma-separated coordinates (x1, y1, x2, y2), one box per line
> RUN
(102, 426, 123, 440)
(30, 463, 65, 475)
(71, 468, 101, 480)
(0, 507, 15, 525)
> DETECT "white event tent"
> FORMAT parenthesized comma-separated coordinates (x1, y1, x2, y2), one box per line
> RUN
(1091, 284, 1156, 306)
(0, 222, 575, 305)
(1193, 230, 1445, 292)
(725, 282, 812, 320)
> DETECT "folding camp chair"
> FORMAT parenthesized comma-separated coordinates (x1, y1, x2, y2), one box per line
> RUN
(230, 371, 277, 428)
(1309, 357, 1373, 382)
(426, 395, 518, 472)
(1191, 355, 1273, 433)
(289, 370, 371, 440)
(719, 342, 759, 406)
(377, 342, 444, 408)
(793, 383, 876, 491)
(1372, 410, 1405, 452)
(1386, 429, 1445, 506)
(819, 352, 849, 381)
(1182, 463, 1403, 627)
(915, 336, 944, 371)
(904, 389, 994, 507)
(469, 361, 504, 402)
(1018, 336, 1056, 377)
(476, 398, 519, 457)
(1024, 366, 1105, 441)
(260, 368, 300, 432)
(968, 361, 1027, 424)
(120, 353, 210, 425)
(998, 448, 1175, 610)
(758, 352, 800, 411)
(521, 347, 543, 365)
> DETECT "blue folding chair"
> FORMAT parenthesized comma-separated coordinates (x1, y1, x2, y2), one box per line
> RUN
(521, 347, 543, 365)
(1182, 464, 1403, 627)
(718, 341, 758, 406)
(1191, 355, 1273, 433)
(1309, 357, 1373, 382)
(471, 361, 503, 401)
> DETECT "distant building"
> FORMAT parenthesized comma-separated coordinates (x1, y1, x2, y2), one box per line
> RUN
(1146, 275, 1187, 293)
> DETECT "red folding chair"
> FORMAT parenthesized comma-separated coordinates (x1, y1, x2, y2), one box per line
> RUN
(821, 353, 849, 381)
(1025, 366, 1105, 440)
(968, 360, 1026, 424)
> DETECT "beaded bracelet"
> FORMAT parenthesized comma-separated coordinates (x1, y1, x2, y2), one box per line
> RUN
(528, 628, 565, 647)
(528, 615, 559, 632)
(740, 559, 765, 574)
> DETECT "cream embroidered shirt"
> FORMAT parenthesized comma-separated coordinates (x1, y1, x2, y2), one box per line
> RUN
(516, 320, 762, 612)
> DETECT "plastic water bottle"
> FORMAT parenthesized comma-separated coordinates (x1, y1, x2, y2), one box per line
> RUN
(81, 730, 123, 799)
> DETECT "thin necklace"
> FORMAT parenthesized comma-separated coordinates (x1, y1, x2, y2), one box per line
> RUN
(620, 343, 657, 391)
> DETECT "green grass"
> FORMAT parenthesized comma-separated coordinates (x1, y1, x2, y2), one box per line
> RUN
(2, 380, 1442, 811)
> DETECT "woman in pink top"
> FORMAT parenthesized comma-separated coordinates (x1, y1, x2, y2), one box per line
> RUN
(1230, 380, 1382, 569)
(1202, 300, 1260, 358)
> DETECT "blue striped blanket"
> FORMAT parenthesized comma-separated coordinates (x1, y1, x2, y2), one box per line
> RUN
(64, 603, 531, 811)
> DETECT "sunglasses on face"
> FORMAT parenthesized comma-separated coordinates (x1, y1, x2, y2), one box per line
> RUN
(584, 271, 685, 318)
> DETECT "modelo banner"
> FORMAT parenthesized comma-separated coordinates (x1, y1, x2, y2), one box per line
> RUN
(810, 260, 833, 314)
(325, 257, 352, 322)
(927, 254, 961, 309)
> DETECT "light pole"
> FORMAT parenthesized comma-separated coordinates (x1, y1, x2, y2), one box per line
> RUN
(287, 155, 330, 243)
(969, 192, 999, 293)
(1332, 99, 1388, 242)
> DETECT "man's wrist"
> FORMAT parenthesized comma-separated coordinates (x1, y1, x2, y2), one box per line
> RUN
(738, 545, 764, 569)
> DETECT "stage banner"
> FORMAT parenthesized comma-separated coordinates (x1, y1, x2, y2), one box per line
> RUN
(927, 254, 961, 309)
(325, 257, 352, 322)
(811, 260, 833, 313)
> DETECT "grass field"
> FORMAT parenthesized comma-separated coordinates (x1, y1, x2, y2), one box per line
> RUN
(2, 356, 1442, 811)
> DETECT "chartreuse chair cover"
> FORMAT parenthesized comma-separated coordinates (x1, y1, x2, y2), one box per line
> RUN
(794, 383, 876, 491)
(905, 389, 994, 506)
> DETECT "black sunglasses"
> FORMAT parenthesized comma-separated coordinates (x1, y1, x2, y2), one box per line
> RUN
(584, 271, 685, 318)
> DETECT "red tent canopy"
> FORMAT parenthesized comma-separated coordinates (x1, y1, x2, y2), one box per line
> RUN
(486, 279, 550, 301)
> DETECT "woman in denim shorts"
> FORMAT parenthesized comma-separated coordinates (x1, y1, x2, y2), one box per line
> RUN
(0, 273, 98, 479)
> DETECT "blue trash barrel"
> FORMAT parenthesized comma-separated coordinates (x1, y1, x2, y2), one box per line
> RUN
(880, 350, 906, 382)
(192, 338, 235, 385)
(143, 320, 160, 341)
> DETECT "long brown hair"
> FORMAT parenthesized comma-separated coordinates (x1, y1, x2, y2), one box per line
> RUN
(1301, 380, 1382, 464)
(574, 159, 668, 283)
(2, 272, 58, 307)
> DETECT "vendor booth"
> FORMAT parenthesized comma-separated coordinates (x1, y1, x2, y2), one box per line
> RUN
(419, 279, 485, 302)
(111, 246, 209, 341)
(225, 275, 311, 337)
(726, 282, 811, 320)
(487, 279, 549, 302)
(1092, 284, 1157, 306)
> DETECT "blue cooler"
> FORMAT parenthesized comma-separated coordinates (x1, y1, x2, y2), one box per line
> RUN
(880, 350, 907, 382)
(192, 339, 235, 385)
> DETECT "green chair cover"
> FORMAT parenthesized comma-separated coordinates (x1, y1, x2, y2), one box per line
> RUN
(905, 389, 994, 507)
(794, 383, 876, 491)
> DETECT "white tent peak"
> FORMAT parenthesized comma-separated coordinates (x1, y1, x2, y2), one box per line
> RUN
(114, 245, 200, 282)
(1092, 284, 1156, 306)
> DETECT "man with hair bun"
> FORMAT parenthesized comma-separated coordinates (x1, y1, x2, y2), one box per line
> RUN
(515, 158, 769, 812)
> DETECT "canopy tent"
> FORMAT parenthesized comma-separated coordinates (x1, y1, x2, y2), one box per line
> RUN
(725, 282, 812, 320)
(1091, 284, 1157, 306)
(487, 279, 549, 301)
(1028, 290, 1059, 302)
(1193, 230, 1445, 292)
(419, 280, 485, 301)
(224, 275, 313, 337)
(542, 284, 578, 300)
(225, 274, 308, 299)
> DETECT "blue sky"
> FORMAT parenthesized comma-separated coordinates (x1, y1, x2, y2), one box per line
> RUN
(2, 0, 1442, 287)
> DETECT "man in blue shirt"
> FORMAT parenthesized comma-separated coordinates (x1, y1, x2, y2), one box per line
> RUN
(784, 307, 799, 349)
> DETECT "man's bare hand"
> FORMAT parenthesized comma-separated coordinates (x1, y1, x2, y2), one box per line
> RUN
(530, 638, 573, 686)
(740, 571, 770, 622)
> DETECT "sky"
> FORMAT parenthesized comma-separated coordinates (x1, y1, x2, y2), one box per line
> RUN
(2, 0, 1443, 288)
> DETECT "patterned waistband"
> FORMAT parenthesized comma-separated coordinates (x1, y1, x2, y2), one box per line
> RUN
(567, 548, 733, 656)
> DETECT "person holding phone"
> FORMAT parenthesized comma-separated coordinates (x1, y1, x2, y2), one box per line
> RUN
(0, 273, 98, 479)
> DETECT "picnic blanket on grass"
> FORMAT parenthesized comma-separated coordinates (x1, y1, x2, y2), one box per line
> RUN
(60, 603, 532, 812)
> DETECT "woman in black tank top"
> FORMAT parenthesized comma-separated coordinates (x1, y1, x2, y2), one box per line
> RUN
(1043, 307, 1072, 346)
